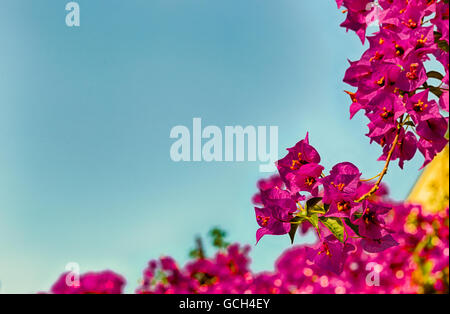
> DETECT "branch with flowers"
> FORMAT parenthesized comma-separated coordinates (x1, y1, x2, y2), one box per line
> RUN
(252, 0, 449, 275)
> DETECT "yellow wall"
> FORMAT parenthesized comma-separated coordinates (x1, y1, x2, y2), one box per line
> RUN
(408, 146, 449, 213)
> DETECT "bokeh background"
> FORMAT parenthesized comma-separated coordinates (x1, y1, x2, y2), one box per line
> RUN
(0, 0, 426, 293)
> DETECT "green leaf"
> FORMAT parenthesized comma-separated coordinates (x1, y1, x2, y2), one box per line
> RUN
(306, 214, 319, 230)
(189, 249, 201, 259)
(289, 216, 306, 244)
(319, 217, 345, 243)
(353, 212, 363, 219)
(306, 197, 326, 215)
(306, 197, 322, 210)
(289, 224, 299, 244)
(434, 31, 442, 40)
(209, 227, 230, 249)
(344, 218, 361, 237)
(438, 40, 449, 53)
(434, 31, 450, 52)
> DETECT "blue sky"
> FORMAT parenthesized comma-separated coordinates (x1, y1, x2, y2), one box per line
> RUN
(0, 0, 425, 293)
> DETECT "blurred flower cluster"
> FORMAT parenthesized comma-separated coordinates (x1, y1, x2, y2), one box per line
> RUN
(47, 194, 448, 294)
(50, 270, 126, 294)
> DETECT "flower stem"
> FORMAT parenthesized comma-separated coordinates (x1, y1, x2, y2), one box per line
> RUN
(356, 120, 404, 202)
(360, 173, 382, 182)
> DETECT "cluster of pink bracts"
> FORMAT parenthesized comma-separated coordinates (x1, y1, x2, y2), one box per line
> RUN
(254, 138, 402, 275)
(48, 194, 449, 294)
(249, 0, 449, 277)
(338, 0, 449, 169)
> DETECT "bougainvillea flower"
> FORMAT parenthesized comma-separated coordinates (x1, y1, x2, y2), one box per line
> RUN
(369, 26, 435, 63)
(306, 235, 355, 274)
(405, 89, 441, 124)
(260, 186, 303, 208)
(397, 57, 427, 92)
(361, 234, 399, 253)
(417, 137, 449, 169)
(322, 162, 362, 204)
(356, 181, 389, 200)
(432, 1, 450, 44)
(416, 117, 449, 168)
(276, 134, 321, 182)
(392, 0, 431, 30)
(440, 91, 449, 113)
(378, 128, 418, 169)
(337, 0, 378, 43)
(284, 163, 324, 195)
(416, 117, 449, 143)
(255, 203, 295, 243)
(50, 270, 126, 294)
(325, 200, 361, 218)
(343, 60, 373, 87)
(347, 90, 371, 119)
(252, 175, 284, 205)
(358, 64, 393, 94)
(352, 200, 392, 239)
(366, 91, 406, 125)
(340, 10, 369, 44)
(214, 244, 252, 277)
(405, 27, 438, 58)
(434, 49, 450, 86)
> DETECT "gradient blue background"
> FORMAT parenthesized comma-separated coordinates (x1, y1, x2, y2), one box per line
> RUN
(0, 0, 424, 293)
